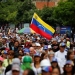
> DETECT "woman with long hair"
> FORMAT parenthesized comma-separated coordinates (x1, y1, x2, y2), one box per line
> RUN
(63, 60, 74, 75)
(40, 52, 48, 61)
(66, 50, 75, 65)
(51, 57, 60, 69)
(32, 53, 41, 75)
(52, 67, 61, 75)
(66, 50, 75, 74)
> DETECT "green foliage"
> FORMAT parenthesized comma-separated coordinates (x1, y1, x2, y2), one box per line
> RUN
(0, 0, 75, 27)
(16, 0, 36, 23)
(53, 1, 75, 26)
(0, 0, 36, 24)
(40, 7, 56, 26)
(0, 0, 18, 24)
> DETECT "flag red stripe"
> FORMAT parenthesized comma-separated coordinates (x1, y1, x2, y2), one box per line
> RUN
(30, 23, 52, 40)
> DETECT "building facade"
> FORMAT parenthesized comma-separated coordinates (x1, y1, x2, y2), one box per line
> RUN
(32, 0, 61, 9)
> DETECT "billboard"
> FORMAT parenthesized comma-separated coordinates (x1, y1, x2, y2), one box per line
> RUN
(60, 26, 71, 34)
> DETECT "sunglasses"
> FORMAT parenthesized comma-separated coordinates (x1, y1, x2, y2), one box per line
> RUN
(65, 64, 72, 68)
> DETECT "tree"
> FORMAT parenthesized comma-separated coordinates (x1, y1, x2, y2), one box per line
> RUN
(40, 7, 57, 27)
(0, 0, 18, 25)
(16, 0, 36, 24)
(53, 0, 75, 26)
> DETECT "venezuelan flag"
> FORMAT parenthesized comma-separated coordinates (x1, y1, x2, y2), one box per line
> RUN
(30, 13, 55, 40)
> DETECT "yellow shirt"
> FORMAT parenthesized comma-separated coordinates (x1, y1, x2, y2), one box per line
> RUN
(3, 59, 13, 68)
(66, 41, 70, 48)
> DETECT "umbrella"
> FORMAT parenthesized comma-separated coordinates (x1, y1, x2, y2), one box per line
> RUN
(23, 27, 35, 34)
(17, 28, 25, 34)
(17, 27, 35, 34)
(23, 28, 31, 33)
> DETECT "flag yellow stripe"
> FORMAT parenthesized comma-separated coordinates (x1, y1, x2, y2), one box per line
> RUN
(33, 13, 55, 33)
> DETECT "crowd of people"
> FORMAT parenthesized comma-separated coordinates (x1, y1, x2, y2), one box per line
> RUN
(0, 29, 75, 75)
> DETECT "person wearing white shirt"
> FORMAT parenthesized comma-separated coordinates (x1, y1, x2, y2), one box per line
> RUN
(55, 42, 67, 74)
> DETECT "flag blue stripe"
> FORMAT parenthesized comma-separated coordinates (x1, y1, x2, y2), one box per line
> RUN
(32, 18, 53, 36)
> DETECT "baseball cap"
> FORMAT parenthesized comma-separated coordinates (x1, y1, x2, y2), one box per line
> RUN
(1, 50, 7, 54)
(65, 60, 74, 66)
(37, 37, 40, 40)
(34, 53, 41, 57)
(40, 59, 51, 67)
(32, 38, 36, 42)
(48, 45, 52, 49)
(48, 51, 55, 55)
(35, 43, 41, 47)
(59, 42, 65, 47)
(51, 57, 58, 62)
(51, 38, 57, 42)
(43, 45, 48, 50)
(12, 64, 20, 71)
(12, 58, 20, 65)
(23, 48, 30, 54)
(42, 66, 52, 72)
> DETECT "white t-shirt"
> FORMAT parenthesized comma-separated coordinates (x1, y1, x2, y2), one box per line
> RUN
(55, 50, 67, 68)
(32, 63, 41, 75)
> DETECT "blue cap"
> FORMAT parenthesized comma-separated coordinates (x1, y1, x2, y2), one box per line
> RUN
(34, 53, 40, 57)
(42, 66, 52, 72)
(2, 50, 7, 54)
(43, 45, 48, 50)
(59, 42, 65, 46)
(52, 57, 58, 62)
(65, 60, 73, 65)
(32, 38, 36, 42)
(23, 48, 30, 53)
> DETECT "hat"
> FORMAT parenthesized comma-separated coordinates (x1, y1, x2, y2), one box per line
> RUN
(59, 42, 65, 47)
(12, 58, 20, 65)
(32, 38, 36, 42)
(1, 50, 7, 54)
(12, 64, 20, 71)
(34, 53, 41, 57)
(48, 51, 55, 55)
(23, 56, 32, 63)
(2, 37, 8, 39)
(51, 38, 57, 42)
(23, 48, 30, 54)
(42, 66, 52, 72)
(26, 40, 30, 42)
(65, 60, 74, 66)
(48, 45, 52, 49)
(40, 59, 51, 67)
(37, 37, 40, 40)
(35, 43, 41, 46)
(52, 58, 58, 62)
(0, 56, 4, 62)
(43, 45, 48, 50)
